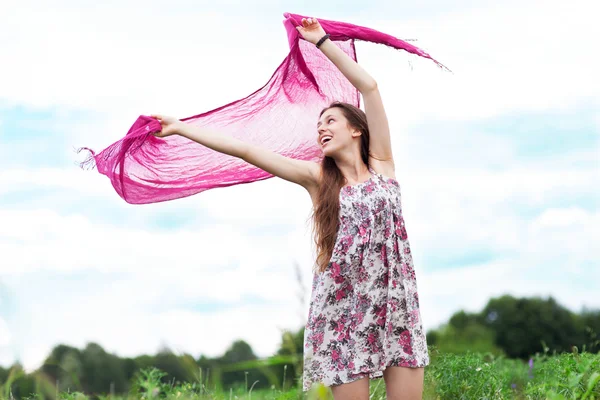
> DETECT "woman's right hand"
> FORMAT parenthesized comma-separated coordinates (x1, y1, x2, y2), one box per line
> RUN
(150, 114, 185, 137)
(296, 17, 327, 45)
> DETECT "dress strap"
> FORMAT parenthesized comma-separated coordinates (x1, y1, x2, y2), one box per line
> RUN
(368, 165, 382, 182)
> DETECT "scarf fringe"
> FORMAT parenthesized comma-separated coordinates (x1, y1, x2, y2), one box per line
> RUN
(77, 147, 97, 170)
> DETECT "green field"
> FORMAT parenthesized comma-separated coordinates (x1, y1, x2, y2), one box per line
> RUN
(3, 348, 598, 400)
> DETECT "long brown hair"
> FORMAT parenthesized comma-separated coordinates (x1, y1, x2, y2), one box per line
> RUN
(312, 101, 371, 273)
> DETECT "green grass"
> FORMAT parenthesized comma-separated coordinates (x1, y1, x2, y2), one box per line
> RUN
(3, 348, 599, 399)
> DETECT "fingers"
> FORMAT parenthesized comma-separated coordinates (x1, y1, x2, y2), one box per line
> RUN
(301, 17, 317, 27)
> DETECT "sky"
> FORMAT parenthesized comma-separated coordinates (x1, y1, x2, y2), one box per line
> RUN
(0, 0, 598, 371)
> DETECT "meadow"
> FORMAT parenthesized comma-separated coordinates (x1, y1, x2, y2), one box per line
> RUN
(3, 347, 598, 400)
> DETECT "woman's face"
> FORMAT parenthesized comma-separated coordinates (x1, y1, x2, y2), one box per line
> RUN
(317, 107, 355, 157)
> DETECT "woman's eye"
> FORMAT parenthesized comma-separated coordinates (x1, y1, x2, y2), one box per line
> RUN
(328, 118, 334, 124)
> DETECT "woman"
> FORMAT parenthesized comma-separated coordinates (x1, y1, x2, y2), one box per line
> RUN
(152, 17, 428, 400)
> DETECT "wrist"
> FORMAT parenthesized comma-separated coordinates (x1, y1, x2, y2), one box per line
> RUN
(175, 121, 190, 137)
(315, 33, 331, 49)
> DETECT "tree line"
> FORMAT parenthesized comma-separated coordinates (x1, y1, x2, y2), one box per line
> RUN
(1, 295, 598, 398)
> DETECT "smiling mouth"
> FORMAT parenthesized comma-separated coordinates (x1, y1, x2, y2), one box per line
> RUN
(320, 135, 333, 146)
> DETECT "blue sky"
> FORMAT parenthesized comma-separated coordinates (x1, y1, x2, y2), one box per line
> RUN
(1, 0, 598, 371)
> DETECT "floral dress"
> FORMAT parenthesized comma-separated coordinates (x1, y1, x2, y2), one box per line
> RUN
(302, 168, 429, 391)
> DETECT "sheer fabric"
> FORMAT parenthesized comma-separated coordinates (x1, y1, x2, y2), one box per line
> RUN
(80, 12, 446, 204)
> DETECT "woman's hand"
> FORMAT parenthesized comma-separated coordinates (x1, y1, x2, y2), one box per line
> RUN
(296, 17, 327, 45)
(150, 114, 185, 137)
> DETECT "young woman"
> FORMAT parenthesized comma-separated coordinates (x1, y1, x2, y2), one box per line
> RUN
(152, 17, 428, 400)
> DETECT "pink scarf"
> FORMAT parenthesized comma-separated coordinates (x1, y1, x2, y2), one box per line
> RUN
(80, 12, 446, 204)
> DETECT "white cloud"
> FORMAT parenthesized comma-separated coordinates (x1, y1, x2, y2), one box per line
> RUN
(1, 4, 285, 115)
(419, 252, 600, 331)
(355, 0, 600, 124)
(13, 298, 304, 373)
(2, 0, 598, 130)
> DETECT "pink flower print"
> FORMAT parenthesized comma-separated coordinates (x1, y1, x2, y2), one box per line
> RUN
(380, 244, 387, 262)
(330, 263, 345, 284)
(316, 332, 324, 345)
(334, 315, 348, 332)
(309, 331, 324, 352)
(399, 330, 411, 347)
(331, 349, 340, 362)
(401, 262, 409, 276)
(335, 283, 352, 301)
(343, 327, 353, 341)
(359, 225, 366, 237)
(394, 214, 401, 227)
(357, 266, 369, 284)
(397, 226, 408, 240)
(399, 331, 409, 343)
(367, 332, 377, 344)
(410, 309, 419, 327)
(340, 235, 353, 252)
(384, 226, 391, 239)
(344, 186, 356, 197)
(352, 311, 364, 328)
(374, 304, 387, 326)
(359, 225, 370, 244)
(348, 360, 355, 369)
(330, 262, 341, 278)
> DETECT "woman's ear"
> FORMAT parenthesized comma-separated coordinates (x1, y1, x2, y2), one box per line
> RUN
(351, 129, 362, 138)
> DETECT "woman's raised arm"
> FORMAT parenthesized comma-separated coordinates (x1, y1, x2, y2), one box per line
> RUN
(297, 18, 394, 169)
(151, 114, 320, 194)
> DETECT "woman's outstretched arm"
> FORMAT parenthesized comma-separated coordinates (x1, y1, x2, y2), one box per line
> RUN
(150, 114, 320, 194)
(297, 18, 394, 168)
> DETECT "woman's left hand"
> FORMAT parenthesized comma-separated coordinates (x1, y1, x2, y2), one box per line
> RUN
(296, 17, 327, 45)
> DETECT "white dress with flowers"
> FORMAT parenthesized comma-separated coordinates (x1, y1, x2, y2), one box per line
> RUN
(302, 168, 429, 391)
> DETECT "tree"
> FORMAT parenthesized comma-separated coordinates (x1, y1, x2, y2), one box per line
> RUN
(427, 311, 504, 355)
(216, 340, 263, 390)
(218, 340, 257, 364)
(153, 349, 196, 384)
(579, 309, 600, 353)
(479, 295, 585, 358)
(80, 342, 127, 394)
(39, 344, 83, 391)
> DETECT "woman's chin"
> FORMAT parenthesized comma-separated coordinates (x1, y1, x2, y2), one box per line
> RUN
(322, 145, 335, 157)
